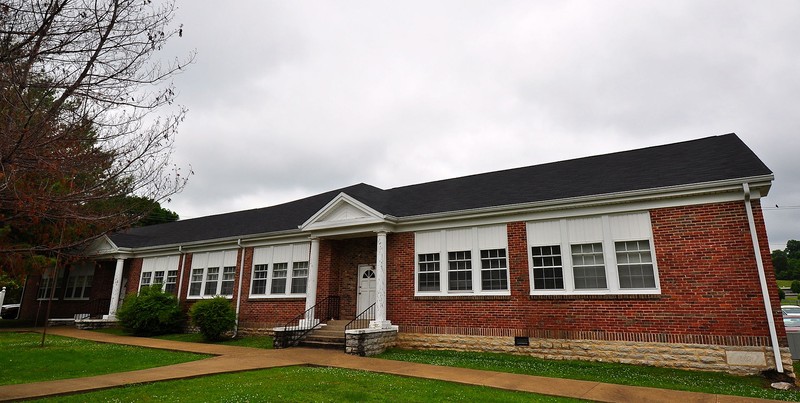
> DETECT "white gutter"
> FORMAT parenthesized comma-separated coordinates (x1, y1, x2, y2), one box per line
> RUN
(233, 238, 245, 337)
(176, 246, 185, 302)
(743, 183, 783, 373)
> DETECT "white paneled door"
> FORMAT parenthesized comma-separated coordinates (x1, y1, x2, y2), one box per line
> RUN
(357, 265, 377, 317)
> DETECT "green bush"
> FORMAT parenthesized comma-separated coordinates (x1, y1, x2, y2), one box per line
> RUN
(116, 284, 184, 336)
(779, 287, 786, 300)
(189, 297, 236, 341)
(792, 280, 800, 294)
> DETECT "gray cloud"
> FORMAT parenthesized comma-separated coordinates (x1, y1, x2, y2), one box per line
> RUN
(159, 1, 800, 247)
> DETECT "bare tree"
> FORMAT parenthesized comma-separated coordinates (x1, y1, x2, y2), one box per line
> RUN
(0, 0, 193, 275)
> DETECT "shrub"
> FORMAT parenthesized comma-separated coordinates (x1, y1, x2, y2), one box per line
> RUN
(189, 297, 236, 341)
(779, 287, 786, 300)
(792, 280, 800, 294)
(116, 284, 184, 336)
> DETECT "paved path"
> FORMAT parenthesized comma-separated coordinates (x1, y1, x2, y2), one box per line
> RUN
(0, 328, 788, 402)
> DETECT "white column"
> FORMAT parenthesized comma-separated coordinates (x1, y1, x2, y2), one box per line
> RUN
(371, 231, 391, 329)
(106, 258, 125, 319)
(301, 238, 320, 328)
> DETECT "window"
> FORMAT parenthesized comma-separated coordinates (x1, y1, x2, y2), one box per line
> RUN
(571, 243, 606, 289)
(448, 251, 472, 291)
(527, 212, 659, 295)
(188, 250, 238, 298)
(251, 264, 269, 294)
(271, 263, 288, 294)
(189, 268, 203, 296)
(140, 255, 180, 293)
(616, 240, 656, 289)
(531, 245, 563, 290)
(480, 249, 508, 291)
(291, 262, 309, 294)
(250, 243, 311, 297)
(141, 272, 153, 288)
(415, 225, 509, 295)
(204, 267, 220, 295)
(37, 268, 64, 300)
(417, 253, 440, 291)
(165, 270, 178, 293)
(64, 263, 94, 300)
(221, 267, 236, 295)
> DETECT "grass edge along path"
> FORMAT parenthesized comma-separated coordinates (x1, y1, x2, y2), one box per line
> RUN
(29, 366, 586, 403)
(0, 332, 207, 386)
(377, 348, 800, 402)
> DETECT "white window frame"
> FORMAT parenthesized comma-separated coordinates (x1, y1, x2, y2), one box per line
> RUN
(187, 250, 238, 299)
(37, 268, 64, 300)
(249, 243, 310, 298)
(140, 255, 181, 294)
(64, 262, 94, 300)
(527, 212, 660, 296)
(414, 225, 510, 296)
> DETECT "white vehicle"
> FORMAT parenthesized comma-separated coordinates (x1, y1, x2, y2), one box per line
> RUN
(781, 305, 800, 317)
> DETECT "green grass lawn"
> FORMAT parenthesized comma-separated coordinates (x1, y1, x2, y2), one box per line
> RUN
(93, 327, 274, 349)
(0, 332, 207, 386)
(31, 366, 585, 403)
(377, 349, 800, 401)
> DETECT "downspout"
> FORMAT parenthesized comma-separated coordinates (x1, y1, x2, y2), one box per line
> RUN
(233, 239, 245, 337)
(176, 246, 185, 302)
(743, 183, 783, 373)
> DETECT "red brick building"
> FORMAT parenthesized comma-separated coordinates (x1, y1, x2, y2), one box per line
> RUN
(19, 134, 791, 375)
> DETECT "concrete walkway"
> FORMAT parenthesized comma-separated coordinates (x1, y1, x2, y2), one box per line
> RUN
(0, 328, 788, 402)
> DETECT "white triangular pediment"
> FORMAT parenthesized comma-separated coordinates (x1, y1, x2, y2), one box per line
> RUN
(300, 193, 389, 231)
(318, 202, 371, 222)
(83, 235, 119, 256)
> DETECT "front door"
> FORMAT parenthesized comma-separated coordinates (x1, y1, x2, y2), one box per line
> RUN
(356, 265, 377, 317)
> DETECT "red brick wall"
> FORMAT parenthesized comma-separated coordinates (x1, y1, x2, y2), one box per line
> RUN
(387, 200, 784, 347)
(18, 260, 117, 322)
(127, 258, 143, 296)
(330, 237, 376, 319)
(236, 247, 306, 328)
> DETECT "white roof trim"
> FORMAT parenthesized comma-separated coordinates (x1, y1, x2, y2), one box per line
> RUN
(300, 192, 393, 231)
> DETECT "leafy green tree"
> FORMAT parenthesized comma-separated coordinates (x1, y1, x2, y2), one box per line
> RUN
(787, 240, 800, 260)
(792, 280, 800, 294)
(0, 0, 192, 280)
(772, 250, 790, 280)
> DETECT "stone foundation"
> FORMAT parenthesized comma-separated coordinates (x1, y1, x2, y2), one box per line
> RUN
(346, 328, 398, 356)
(74, 318, 118, 330)
(396, 333, 794, 377)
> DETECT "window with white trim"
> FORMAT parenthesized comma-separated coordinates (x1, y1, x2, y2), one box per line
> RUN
(531, 245, 563, 290)
(140, 256, 180, 294)
(37, 268, 64, 300)
(290, 261, 309, 294)
(527, 212, 660, 295)
(415, 225, 509, 295)
(64, 262, 94, 300)
(250, 243, 310, 297)
(417, 253, 440, 291)
(616, 240, 656, 288)
(187, 250, 238, 298)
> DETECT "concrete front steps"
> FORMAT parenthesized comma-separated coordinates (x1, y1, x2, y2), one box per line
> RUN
(298, 319, 349, 350)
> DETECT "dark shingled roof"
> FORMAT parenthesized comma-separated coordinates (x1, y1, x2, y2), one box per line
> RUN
(109, 134, 771, 249)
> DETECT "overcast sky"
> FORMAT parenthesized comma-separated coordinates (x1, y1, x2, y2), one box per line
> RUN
(158, 1, 800, 251)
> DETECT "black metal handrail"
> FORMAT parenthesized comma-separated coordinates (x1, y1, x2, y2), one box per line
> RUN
(277, 295, 340, 347)
(345, 302, 376, 332)
(71, 298, 111, 319)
